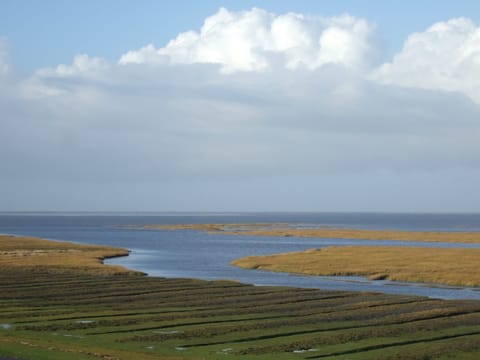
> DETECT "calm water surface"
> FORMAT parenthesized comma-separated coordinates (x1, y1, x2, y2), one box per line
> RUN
(1, 212, 480, 300)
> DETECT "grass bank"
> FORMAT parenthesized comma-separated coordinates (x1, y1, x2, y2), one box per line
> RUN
(1, 235, 480, 359)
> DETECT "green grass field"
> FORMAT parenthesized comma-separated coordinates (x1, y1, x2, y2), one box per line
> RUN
(1, 236, 480, 359)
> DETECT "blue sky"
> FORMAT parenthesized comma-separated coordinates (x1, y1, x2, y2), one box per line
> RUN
(1, 2, 480, 211)
(3, 1, 480, 73)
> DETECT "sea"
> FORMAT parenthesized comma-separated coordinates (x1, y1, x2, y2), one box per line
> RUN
(1, 212, 480, 300)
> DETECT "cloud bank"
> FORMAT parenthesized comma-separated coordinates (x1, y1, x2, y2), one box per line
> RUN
(1, 8, 480, 211)
(119, 8, 377, 73)
(374, 17, 480, 103)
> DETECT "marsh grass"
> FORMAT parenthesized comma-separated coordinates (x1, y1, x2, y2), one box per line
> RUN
(0, 235, 139, 275)
(1, 235, 480, 359)
(232, 246, 480, 287)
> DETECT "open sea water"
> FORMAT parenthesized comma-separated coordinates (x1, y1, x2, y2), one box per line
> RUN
(1, 212, 480, 300)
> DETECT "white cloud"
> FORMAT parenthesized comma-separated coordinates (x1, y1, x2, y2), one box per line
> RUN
(119, 7, 377, 73)
(119, 44, 167, 65)
(373, 17, 480, 103)
(22, 54, 109, 98)
(36, 54, 108, 77)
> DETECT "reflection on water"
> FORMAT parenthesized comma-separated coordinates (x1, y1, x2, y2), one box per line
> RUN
(1, 212, 480, 300)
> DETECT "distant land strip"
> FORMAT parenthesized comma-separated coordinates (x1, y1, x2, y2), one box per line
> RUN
(145, 223, 480, 244)
(232, 245, 480, 287)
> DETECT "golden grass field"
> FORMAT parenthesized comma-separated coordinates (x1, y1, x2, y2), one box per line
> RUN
(147, 223, 480, 244)
(0, 234, 140, 275)
(232, 245, 480, 287)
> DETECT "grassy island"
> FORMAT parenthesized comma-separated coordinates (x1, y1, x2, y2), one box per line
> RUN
(2, 234, 480, 359)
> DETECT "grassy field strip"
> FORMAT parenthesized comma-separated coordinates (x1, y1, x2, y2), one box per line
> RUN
(71, 290, 336, 310)
(305, 329, 480, 359)
(43, 291, 327, 310)
(195, 297, 428, 321)
(0, 335, 182, 360)
(10, 308, 212, 325)
(121, 302, 478, 356)
(168, 310, 480, 349)
(228, 323, 480, 357)
(86, 313, 295, 335)
(180, 326, 354, 349)
(324, 334, 480, 360)
(13, 281, 288, 302)
(102, 308, 480, 354)
(201, 295, 432, 317)
(25, 298, 469, 339)
(1, 280, 247, 300)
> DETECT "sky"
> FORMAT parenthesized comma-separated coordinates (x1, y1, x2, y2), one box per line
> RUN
(1, 1, 480, 212)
